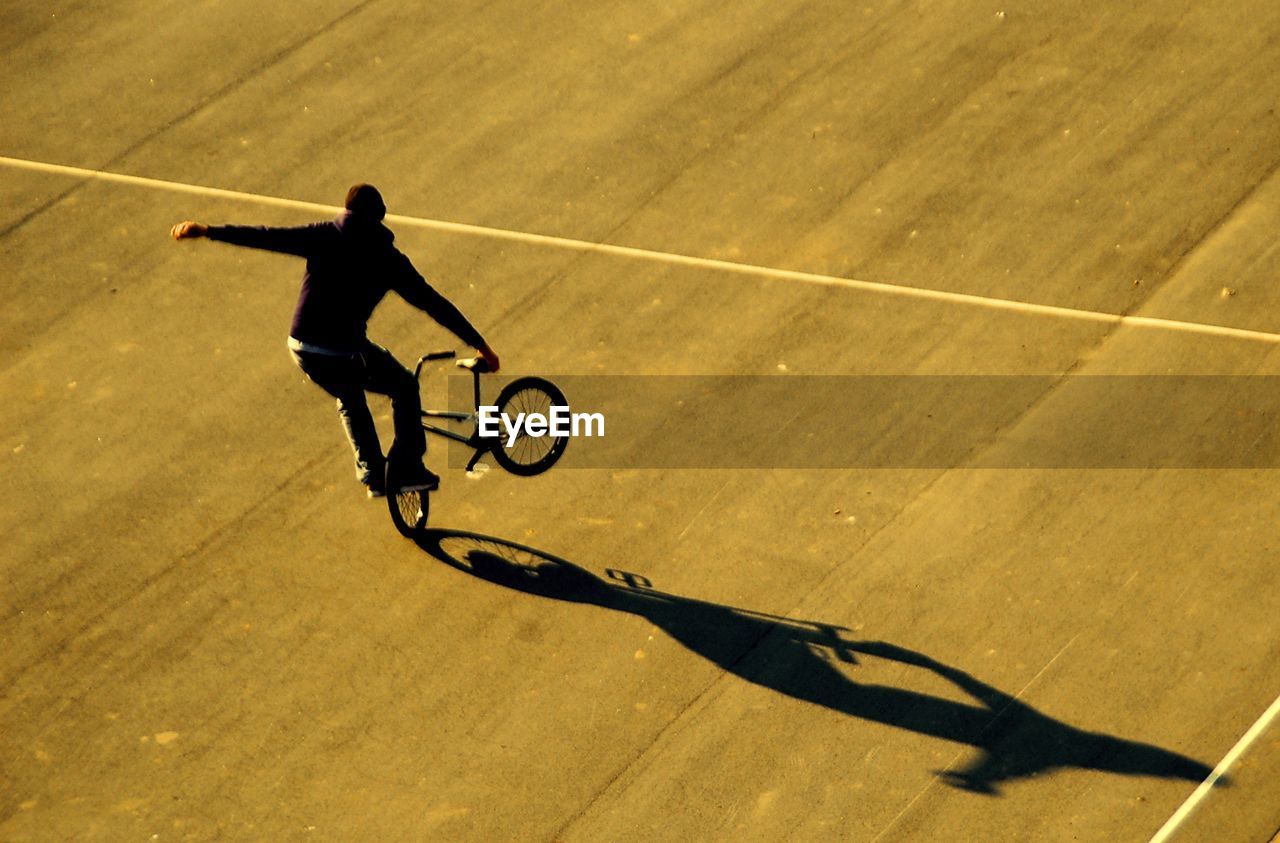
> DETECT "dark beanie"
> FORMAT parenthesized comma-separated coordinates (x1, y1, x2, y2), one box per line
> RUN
(345, 184, 386, 220)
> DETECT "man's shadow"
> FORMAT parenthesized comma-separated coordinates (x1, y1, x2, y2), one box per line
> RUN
(414, 529, 1218, 796)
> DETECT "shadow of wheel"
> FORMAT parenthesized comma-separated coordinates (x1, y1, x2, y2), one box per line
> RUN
(413, 529, 603, 600)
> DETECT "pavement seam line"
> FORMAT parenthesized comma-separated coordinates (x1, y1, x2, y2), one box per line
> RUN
(1148, 690, 1280, 843)
(546, 611, 789, 840)
(550, 466, 963, 839)
(0, 450, 332, 694)
(0, 0, 382, 243)
(4, 154, 1280, 346)
(869, 633, 1081, 843)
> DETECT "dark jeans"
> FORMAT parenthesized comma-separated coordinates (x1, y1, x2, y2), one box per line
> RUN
(290, 341, 425, 485)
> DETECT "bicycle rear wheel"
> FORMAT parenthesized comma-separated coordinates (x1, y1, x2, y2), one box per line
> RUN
(488, 377, 569, 476)
(386, 461, 430, 537)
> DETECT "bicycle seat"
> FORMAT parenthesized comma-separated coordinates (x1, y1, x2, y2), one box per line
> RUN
(456, 356, 491, 373)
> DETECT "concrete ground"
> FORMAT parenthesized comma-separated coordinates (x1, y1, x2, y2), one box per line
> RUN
(3, 0, 1279, 840)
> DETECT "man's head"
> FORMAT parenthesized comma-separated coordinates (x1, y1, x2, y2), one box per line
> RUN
(345, 183, 386, 221)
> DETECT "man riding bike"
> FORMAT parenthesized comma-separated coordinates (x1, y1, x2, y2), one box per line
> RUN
(171, 183, 499, 498)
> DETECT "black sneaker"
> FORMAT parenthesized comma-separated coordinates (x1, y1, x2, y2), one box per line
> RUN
(395, 464, 440, 493)
(360, 462, 387, 499)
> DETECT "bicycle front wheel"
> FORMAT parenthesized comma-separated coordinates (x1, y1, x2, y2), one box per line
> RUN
(488, 377, 569, 476)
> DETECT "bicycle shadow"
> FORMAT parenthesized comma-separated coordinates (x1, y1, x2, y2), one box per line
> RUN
(413, 528, 1219, 796)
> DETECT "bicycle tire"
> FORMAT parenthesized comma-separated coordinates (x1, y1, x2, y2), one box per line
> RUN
(386, 460, 430, 537)
(487, 376, 570, 476)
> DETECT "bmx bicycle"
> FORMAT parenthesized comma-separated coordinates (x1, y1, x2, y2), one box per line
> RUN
(386, 351, 568, 537)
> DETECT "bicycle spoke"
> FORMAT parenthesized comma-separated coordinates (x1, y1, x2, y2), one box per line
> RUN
(490, 377, 568, 476)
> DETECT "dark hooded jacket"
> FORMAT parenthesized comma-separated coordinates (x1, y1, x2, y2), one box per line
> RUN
(206, 212, 485, 353)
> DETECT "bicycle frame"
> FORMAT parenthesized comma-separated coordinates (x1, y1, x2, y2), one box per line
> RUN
(414, 351, 491, 472)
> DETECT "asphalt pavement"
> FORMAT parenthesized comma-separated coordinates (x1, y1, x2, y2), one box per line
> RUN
(2, 1, 1278, 840)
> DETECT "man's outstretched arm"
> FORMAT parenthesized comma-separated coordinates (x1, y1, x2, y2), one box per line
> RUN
(393, 257, 500, 371)
(170, 220, 326, 257)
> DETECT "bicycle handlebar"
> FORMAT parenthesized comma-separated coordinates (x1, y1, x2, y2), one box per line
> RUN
(413, 349, 491, 380)
(414, 350, 455, 379)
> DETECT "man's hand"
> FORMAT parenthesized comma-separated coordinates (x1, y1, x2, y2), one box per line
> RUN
(170, 221, 208, 240)
(477, 344, 500, 373)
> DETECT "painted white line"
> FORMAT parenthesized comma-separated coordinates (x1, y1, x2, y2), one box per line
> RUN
(2, 155, 338, 216)
(6, 154, 1280, 345)
(1148, 691, 1280, 843)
